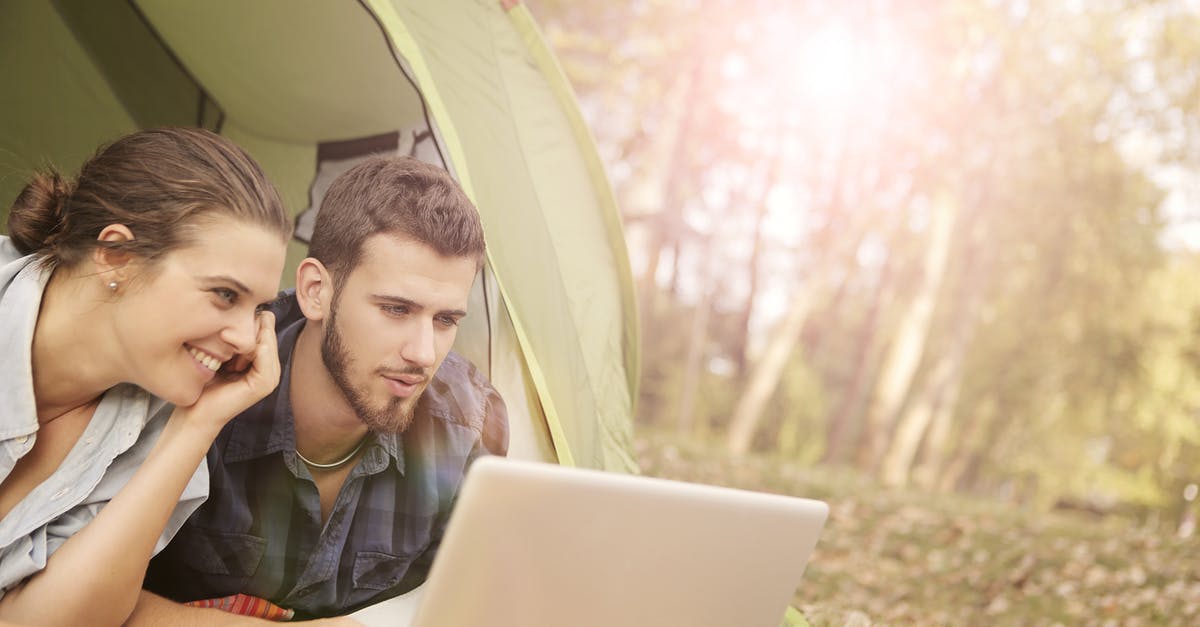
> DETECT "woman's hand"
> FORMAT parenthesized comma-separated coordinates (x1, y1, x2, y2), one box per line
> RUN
(178, 310, 280, 432)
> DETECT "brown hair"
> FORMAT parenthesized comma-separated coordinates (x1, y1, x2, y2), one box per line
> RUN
(7, 127, 291, 269)
(307, 155, 485, 278)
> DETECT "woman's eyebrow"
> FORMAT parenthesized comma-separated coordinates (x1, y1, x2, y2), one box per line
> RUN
(200, 275, 251, 295)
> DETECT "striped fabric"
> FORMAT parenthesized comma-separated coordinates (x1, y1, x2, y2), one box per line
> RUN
(185, 593, 294, 620)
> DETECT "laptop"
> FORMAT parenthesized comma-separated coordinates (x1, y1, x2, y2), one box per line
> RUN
(350, 456, 828, 627)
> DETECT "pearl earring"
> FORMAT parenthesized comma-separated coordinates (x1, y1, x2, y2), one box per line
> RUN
(107, 281, 119, 292)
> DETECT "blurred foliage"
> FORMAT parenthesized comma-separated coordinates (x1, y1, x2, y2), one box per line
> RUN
(527, 0, 1200, 531)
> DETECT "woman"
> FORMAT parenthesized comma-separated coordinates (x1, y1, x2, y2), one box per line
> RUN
(0, 128, 291, 626)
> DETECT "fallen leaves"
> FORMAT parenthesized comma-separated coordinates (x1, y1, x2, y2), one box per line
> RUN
(635, 434, 1200, 626)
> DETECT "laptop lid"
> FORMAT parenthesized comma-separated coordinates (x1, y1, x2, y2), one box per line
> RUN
(409, 457, 828, 627)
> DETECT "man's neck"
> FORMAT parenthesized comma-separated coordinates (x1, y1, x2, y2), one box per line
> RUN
(289, 321, 370, 462)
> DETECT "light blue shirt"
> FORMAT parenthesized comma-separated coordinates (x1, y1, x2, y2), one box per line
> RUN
(0, 237, 207, 598)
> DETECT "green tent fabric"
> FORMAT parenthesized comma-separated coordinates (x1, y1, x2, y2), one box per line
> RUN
(0, 0, 639, 472)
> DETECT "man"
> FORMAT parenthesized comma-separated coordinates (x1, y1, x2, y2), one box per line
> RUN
(132, 156, 508, 622)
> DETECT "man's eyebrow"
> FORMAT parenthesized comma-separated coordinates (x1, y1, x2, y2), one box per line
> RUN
(201, 275, 251, 295)
(372, 294, 421, 309)
(372, 294, 467, 318)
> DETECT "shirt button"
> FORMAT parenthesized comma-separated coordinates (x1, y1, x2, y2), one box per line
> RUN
(15, 436, 28, 444)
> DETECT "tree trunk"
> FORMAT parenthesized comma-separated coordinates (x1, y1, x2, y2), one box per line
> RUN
(937, 396, 997, 493)
(823, 263, 894, 465)
(733, 154, 781, 378)
(631, 60, 702, 326)
(724, 130, 857, 457)
(676, 265, 715, 437)
(881, 240, 990, 486)
(726, 289, 814, 455)
(880, 347, 962, 487)
(802, 269, 851, 361)
(910, 376, 964, 490)
(859, 190, 957, 473)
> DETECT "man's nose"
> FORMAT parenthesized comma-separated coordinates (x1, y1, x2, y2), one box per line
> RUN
(400, 321, 437, 369)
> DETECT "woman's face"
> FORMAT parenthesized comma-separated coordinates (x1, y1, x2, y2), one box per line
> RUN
(112, 215, 287, 407)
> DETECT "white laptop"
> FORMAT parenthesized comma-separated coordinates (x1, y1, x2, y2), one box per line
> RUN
(351, 456, 828, 627)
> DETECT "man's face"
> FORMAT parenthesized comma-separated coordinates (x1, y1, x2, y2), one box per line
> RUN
(320, 234, 477, 434)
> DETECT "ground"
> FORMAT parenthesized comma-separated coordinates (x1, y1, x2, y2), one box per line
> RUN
(634, 434, 1200, 626)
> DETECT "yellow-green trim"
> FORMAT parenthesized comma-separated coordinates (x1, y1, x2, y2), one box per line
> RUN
(362, 0, 577, 466)
(504, 4, 642, 409)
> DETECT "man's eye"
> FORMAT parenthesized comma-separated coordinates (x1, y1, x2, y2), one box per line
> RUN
(383, 305, 409, 316)
(436, 315, 459, 328)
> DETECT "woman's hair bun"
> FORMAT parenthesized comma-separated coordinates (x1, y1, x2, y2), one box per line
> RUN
(7, 169, 74, 256)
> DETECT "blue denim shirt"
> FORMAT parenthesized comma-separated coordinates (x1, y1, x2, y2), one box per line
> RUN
(0, 238, 208, 598)
(144, 291, 508, 619)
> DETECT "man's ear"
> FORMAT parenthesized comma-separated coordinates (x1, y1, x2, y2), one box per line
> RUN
(296, 258, 334, 322)
(92, 224, 136, 283)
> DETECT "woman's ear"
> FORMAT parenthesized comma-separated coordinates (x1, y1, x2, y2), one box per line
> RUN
(295, 258, 333, 322)
(92, 224, 136, 285)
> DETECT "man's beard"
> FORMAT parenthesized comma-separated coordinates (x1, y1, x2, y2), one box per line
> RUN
(320, 303, 422, 435)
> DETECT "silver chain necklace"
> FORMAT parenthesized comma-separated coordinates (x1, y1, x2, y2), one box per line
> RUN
(295, 436, 369, 469)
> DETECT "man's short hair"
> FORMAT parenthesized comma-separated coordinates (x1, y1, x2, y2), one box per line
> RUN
(307, 156, 486, 277)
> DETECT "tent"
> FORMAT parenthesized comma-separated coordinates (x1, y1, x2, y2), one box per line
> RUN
(0, 0, 640, 472)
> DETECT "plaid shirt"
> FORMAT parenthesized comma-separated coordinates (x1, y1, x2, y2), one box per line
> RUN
(144, 292, 508, 618)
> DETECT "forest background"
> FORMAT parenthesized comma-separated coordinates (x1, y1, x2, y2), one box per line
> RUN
(526, 0, 1200, 623)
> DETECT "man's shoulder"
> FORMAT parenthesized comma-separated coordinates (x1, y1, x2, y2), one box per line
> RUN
(421, 351, 505, 434)
(435, 351, 485, 387)
(267, 288, 304, 329)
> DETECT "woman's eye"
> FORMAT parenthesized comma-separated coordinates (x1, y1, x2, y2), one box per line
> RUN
(212, 288, 238, 305)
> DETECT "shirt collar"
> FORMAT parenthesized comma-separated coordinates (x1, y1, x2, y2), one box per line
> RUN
(371, 430, 404, 463)
(0, 255, 51, 440)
